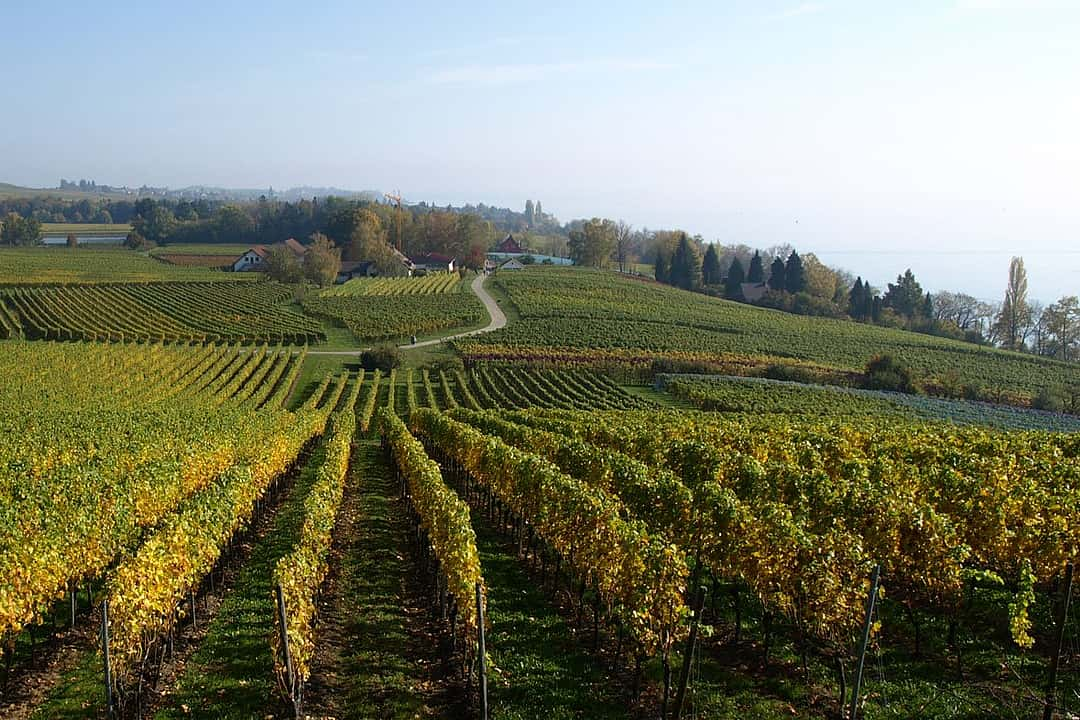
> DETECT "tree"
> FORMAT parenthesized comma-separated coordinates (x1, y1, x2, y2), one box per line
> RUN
(724, 257, 745, 299)
(669, 233, 702, 291)
(883, 269, 925, 318)
(848, 278, 873, 320)
(265, 245, 304, 283)
(747, 250, 765, 283)
(66, 233, 78, 248)
(784, 250, 806, 294)
(304, 233, 342, 288)
(994, 256, 1032, 351)
(137, 205, 176, 244)
(654, 250, 670, 284)
(569, 218, 617, 268)
(702, 244, 722, 285)
(2, 213, 43, 246)
(535, 201, 543, 220)
(802, 253, 839, 299)
(1041, 296, 1080, 361)
(768, 257, 786, 291)
(524, 199, 535, 228)
(124, 230, 153, 250)
(214, 204, 254, 243)
(613, 221, 634, 272)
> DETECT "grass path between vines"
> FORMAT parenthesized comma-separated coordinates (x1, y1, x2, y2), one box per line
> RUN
(147, 445, 328, 720)
(468, 509, 630, 720)
(302, 434, 461, 719)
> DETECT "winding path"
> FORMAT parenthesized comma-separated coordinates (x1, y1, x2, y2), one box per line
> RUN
(306, 272, 507, 356)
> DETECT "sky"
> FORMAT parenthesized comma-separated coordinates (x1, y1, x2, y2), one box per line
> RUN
(2, 0, 1078, 301)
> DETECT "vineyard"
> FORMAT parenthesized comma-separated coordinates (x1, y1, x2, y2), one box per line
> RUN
(320, 272, 462, 297)
(2, 337, 1077, 719)
(0, 247, 248, 284)
(0, 282, 325, 343)
(660, 374, 1080, 432)
(457, 268, 1080, 403)
(302, 279, 484, 342)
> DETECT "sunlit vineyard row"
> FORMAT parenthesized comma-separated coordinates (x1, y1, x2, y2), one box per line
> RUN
(320, 272, 461, 297)
(0, 281, 325, 343)
(0, 341, 327, 643)
(491, 408, 1078, 641)
(0, 247, 249, 285)
(302, 285, 482, 342)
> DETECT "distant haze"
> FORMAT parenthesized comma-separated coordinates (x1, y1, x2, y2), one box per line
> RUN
(2, 1, 1076, 301)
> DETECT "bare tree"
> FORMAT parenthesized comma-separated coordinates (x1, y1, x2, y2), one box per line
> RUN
(613, 221, 634, 273)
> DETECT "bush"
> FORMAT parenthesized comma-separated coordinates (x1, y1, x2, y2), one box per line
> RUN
(360, 343, 401, 371)
(1032, 386, 1065, 413)
(864, 354, 918, 394)
(761, 363, 817, 384)
(519, 255, 536, 265)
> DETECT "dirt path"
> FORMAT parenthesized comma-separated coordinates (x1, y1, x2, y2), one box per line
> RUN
(305, 273, 507, 356)
(302, 436, 463, 719)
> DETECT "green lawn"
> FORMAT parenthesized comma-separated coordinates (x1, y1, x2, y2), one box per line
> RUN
(41, 223, 132, 236)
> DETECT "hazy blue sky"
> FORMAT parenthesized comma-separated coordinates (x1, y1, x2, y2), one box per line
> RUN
(2, 1, 1077, 301)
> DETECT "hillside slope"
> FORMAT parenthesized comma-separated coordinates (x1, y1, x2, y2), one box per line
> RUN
(457, 267, 1079, 400)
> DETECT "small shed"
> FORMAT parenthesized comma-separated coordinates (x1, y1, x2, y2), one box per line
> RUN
(498, 258, 525, 271)
(740, 282, 769, 303)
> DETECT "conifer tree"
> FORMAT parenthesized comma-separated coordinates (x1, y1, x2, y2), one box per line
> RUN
(768, 257, 786, 291)
(784, 250, 806, 294)
(702, 244, 721, 285)
(747, 250, 765, 283)
(725, 257, 746, 299)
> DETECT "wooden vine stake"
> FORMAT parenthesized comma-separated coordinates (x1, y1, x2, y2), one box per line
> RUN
(275, 583, 299, 719)
(671, 585, 707, 720)
(476, 582, 489, 720)
(1043, 561, 1073, 720)
(848, 564, 881, 720)
(101, 599, 115, 719)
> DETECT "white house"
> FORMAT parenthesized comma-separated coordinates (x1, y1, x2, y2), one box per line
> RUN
(232, 238, 307, 273)
(233, 246, 270, 272)
(409, 253, 456, 275)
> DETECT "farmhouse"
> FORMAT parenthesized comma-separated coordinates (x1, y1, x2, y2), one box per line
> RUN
(409, 253, 455, 275)
(231, 238, 307, 272)
(494, 233, 525, 254)
(336, 260, 375, 283)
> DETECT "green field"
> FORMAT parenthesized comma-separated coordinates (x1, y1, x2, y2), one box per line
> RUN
(40, 223, 133, 236)
(458, 267, 1079, 402)
(0, 246, 248, 284)
(151, 243, 252, 256)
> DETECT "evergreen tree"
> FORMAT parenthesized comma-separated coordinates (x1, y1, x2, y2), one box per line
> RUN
(747, 250, 765, 283)
(784, 250, 806, 294)
(669, 233, 702, 290)
(535, 200, 543, 219)
(524, 199, 535, 227)
(768, 257, 786, 291)
(848, 277, 865, 318)
(724, 257, 746, 299)
(702, 244, 721, 285)
(883, 269, 924, 318)
(654, 250, 670, 284)
(872, 295, 883, 322)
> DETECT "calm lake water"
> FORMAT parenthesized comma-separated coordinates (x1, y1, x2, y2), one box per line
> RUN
(42, 235, 125, 246)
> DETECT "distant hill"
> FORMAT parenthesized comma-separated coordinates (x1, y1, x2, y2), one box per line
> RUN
(0, 181, 383, 203)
